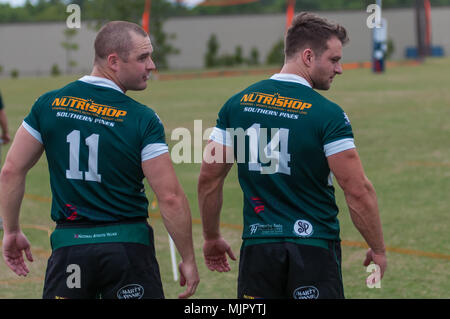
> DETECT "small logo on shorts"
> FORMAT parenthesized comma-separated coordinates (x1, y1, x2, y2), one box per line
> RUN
(116, 284, 144, 299)
(293, 286, 319, 299)
(293, 219, 313, 237)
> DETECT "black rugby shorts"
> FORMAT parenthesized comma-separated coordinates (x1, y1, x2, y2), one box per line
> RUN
(42, 223, 164, 299)
(237, 240, 344, 299)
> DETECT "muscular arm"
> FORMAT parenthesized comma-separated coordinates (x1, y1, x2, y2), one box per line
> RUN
(328, 148, 387, 278)
(0, 126, 44, 232)
(0, 125, 44, 275)
(142, 153, 199, 298)
(198, 143, 233, 240)
(198, 141, 235, 272)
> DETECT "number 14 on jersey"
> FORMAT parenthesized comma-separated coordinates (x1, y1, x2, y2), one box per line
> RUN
(246, 123, 291, 175)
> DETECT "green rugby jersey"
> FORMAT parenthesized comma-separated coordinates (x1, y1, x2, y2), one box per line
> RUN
(210, 73, 355, 241)
(23, 76, 168, 222)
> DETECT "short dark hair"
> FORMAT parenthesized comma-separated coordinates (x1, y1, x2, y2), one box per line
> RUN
(285, 12, 349, 59)
(94, 21, 148, 63)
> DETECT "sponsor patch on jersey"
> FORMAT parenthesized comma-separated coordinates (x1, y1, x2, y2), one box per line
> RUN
(240, 92, 312, 114)
(293, 219, 314, 237)
(249, 223, 283, 235)
(51, 96, 127, 122)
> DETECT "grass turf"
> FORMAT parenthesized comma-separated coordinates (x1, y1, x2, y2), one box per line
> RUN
(0, 58, 449, 298)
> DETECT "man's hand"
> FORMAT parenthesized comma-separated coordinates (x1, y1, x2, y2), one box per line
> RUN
(178, 259, 200, 299)
(203, 237, 236, 272)
(363, 248, 387, 283)
(1, 132, 10, 144)
(2, 231, 34, 276)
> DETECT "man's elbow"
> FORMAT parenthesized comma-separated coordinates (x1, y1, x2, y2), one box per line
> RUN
(342, 177, 375, 201)
(158, 192, 185, 211)
(0, 162, 22, 185)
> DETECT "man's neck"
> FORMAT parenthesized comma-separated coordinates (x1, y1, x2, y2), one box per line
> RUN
(279, 62, 313, 88)
(90, 65, 127, 93)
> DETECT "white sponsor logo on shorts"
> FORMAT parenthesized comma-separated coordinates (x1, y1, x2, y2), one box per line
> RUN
(116, 284, 144, 299)
(293, 286, 319, 299)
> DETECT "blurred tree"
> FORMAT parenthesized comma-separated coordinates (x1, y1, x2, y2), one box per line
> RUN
(234, 45, 244, 65)
(204, 33, 220, 68)
(247, 47, 260, 65)
(266, 38, 284, 66)
(61, 28, 79, 74)
(51, 63, 61, 76)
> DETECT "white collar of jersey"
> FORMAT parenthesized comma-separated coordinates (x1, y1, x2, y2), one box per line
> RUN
(78, 75, 124, 94)
(270, 73, 312, 88)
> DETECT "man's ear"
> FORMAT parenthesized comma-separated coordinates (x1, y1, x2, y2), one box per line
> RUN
(107, 53, 120, 71)
(301, 48, 315, 67)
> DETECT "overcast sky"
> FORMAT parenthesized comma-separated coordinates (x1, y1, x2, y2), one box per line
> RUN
(0, 0, 29, 6)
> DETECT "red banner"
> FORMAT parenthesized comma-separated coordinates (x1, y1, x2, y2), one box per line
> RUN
(142, 0, 151, 34)
(285, 0, 295, 32)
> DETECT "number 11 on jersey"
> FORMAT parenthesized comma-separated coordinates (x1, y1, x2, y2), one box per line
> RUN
(66, 130, 102, 182)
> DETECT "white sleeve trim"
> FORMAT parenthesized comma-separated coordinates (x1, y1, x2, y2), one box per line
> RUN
(141, 143, 169, 162)
(209, 127, 233, 147)
(324, 138, 355, 157)
(22, 120, 43, 144)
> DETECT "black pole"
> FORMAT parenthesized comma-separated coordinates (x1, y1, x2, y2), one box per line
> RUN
(415, 0, 426, 61)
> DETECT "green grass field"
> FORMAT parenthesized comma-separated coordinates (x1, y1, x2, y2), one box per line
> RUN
(0, 58, 449, 299)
